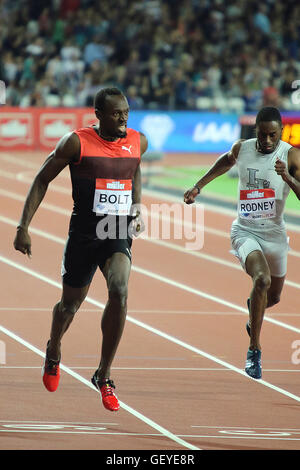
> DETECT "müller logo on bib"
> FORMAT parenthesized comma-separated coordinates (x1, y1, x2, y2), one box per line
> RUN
(93, 178, 132, 215)
(239, 188, 276, 219)
(246, 190, 264, 199)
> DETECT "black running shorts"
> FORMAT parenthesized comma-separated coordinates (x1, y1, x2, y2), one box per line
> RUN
(61, 232, 132, 288)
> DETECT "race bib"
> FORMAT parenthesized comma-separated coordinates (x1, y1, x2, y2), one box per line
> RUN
(93, 179, 132, 215)
(239, 189, 276, 219)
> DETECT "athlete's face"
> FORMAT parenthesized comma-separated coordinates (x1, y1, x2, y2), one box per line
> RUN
(98, 95, 129, 139)
(256, 120, 282, 154)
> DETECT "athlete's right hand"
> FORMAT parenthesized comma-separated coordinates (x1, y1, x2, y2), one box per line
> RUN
(183, 186, 200, 204)
(13, 227, 32, 258)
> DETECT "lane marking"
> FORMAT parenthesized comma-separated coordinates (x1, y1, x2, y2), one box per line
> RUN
(1, 214, 300, 332)
(1, 202, 300, 288)
(0, 307, 299, 317)
(0, 320, 199, 451)
(138, 234, 300, 290)
(1, 182, 300, 258)
(1, 254, 300, 406)
(142, 187, 300, 233)
(2, 151, 299, 232)
(132, 265, 300, 334)
(1, 421, 300, 442)
(0, 188, 70, 216)
(1, 366, 300, 372)
(178, 434, 300, 442)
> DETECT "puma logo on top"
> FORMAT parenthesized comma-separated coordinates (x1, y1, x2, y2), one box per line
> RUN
(122, 145, 132, 154)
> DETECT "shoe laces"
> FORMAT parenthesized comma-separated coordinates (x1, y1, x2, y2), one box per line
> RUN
(100, 379, 116, 397)
(46, 358, 60, 376)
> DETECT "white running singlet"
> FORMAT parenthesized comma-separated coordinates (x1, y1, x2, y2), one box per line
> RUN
(230, 138, 292, 277)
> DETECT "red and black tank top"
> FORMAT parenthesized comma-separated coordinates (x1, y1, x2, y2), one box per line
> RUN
(68, 126, 141, 236)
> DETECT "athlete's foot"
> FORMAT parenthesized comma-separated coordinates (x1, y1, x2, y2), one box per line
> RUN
(42, 342, 61, 392)
(91, 372, 120, 411)
(245, 348, 262, 379)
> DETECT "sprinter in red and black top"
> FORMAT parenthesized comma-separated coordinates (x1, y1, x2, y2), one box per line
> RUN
(14, 87, 148, 412)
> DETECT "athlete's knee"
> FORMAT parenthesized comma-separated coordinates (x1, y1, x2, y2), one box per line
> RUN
(253, 271, 271, 291)
(108, 279, 128, 305)
(59, 298, 82, 316)
(267, 294, 281, 308)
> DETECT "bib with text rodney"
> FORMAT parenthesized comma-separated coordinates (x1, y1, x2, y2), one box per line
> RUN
(239, 188, 276, 220)
(93, 178, 132, 216)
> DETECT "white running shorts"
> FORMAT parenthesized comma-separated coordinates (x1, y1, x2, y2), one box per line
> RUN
(230, 224, 289, 278)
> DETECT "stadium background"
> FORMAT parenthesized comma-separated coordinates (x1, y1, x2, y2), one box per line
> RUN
(1, 0, 300, 216)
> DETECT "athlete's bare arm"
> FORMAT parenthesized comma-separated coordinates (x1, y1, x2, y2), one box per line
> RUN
(130, 132, 148, 234)
(184, 139, 244, 205)
(13, 132, 81, 257)
(275, 146, 300, 200)
(140, 131, 148, 157)
(131, 132, 148, 207)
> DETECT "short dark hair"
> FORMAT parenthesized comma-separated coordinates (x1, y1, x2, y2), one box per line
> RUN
(256, 106, 282, 126)
(94, 87, 124, 110)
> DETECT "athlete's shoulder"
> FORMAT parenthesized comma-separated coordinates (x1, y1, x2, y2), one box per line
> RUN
(243, 138, 256, 145)
(280, 139, 293, 150)
(231, 138, 247, 157)
(53, 131, 81, 164)
(125, 127, 137, 134)
(139, 131, 148, 155)
(126, 128, 148, 155)
(287, 144, 300, 169)
(73, 126, 96, 137)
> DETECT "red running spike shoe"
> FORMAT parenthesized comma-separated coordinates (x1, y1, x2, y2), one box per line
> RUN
(91, 373, 120, 411)
(42, 343, 61, 392)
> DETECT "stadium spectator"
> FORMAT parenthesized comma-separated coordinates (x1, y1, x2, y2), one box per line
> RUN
(0, 0, 299, 112)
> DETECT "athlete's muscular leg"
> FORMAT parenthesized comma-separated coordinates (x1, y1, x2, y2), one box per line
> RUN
(96, 253, 131, 382)
(267, 275, 285, 307)
(245, 250, 271, 351)
(47, 283, 90, 361)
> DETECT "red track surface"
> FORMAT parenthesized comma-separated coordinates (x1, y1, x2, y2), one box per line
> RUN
(0, 151, 300, 451)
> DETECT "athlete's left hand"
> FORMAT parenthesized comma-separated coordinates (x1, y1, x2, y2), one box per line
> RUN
(275, 158, 290, 182)
(133, 213, 145, 236)
(129, 209, 145, 238)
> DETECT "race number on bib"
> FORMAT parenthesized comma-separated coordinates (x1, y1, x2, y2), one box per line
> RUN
(239, 189, 276, 219)
(93, 179, 132, 215)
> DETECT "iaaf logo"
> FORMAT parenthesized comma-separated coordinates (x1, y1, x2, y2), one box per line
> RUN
(247, 190, 265, 199)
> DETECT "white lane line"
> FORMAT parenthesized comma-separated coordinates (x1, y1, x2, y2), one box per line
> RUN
(0, 321, 199, 451)
(1, 180, 300, 257)
(138, 234, 300, 291)
(2, 430, 300, 441)
(1, 150, 300, 230)
(132, 265, 300, 334)
(178, 434, 300, 442)
(0, 429, 161, 437)
(2, 150, 299, 232)
(1, 213, 300, 334)
(0, 420, 118, 425)
(1, 209, 300, 290)
(1, 366, 300, 373)
(1, 254, 300, 406)
(0, 188, 70, 216)
(0, 307, 299, 317)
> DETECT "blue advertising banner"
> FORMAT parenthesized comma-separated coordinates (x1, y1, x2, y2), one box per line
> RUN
(128, 111, 241, 153)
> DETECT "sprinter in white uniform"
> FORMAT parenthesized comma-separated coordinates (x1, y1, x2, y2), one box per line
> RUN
(184, 107, 300, 380)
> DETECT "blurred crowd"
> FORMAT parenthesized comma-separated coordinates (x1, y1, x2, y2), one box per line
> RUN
(1, 0, 300, 112)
